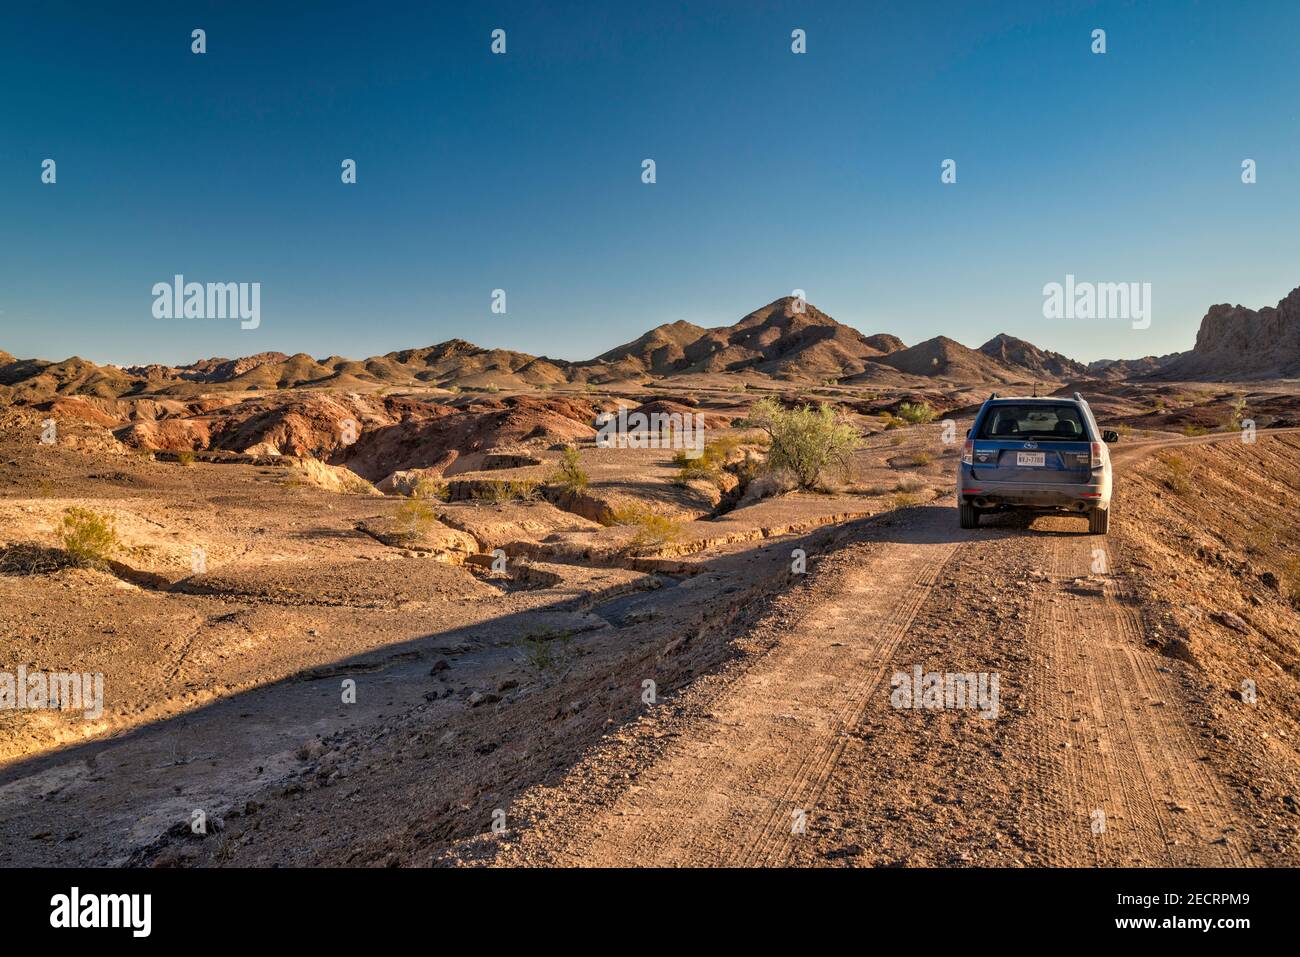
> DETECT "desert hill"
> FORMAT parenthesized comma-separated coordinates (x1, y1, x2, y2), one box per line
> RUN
(1150, 285, 1300, 380)
(596, 320, 710, 375)
(876, 335, 1030, 384)
(978, 334, 1088, 381)
(677, 298, 895, 380)
(1086, 354, 1180, 380)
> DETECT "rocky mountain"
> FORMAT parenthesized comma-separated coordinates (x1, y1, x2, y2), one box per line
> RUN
(862, 333, 906, 354)
(876, 336, 1032, 384)
(1086, 354, 1180, 380)
(596, 320, 709, 375)
(676, 298, 902, 380)
(978, 334, 1088, 380)
(1149, 286, 1300, 380)
(0, 356, 139, 400)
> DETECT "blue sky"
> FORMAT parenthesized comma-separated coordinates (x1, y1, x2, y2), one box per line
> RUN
(1, 0, 1297, 366)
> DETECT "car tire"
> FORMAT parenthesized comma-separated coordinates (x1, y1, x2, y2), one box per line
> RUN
(959, 503, 980, 529)
(1088, 507, 1109, 535)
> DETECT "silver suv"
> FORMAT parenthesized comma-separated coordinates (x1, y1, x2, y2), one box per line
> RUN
(957, 393, 1117, 534)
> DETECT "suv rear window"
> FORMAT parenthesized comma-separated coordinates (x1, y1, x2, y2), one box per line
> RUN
(977, 404, 1087, 440)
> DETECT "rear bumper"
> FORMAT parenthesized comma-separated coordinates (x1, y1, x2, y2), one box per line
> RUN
(957, 477, 1110, 511)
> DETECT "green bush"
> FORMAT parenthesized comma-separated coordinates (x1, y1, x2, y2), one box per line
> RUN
(392, 497, 437, 542)
(549, 446, 588, 492)
(607, 504, 684, 553)
(472, 479, 541, 503)
(745, 399, 862, 489)
(896, 401, 937, 424)
(517, 628, 577, 675)
(671, 434, 744, 487)
(59, 507, 119, 567)
(411, 477, 450, 501)
(1158, 452, 1191, 496)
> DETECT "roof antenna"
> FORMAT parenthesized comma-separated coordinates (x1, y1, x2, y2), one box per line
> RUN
(1032, 381, 1039, 397)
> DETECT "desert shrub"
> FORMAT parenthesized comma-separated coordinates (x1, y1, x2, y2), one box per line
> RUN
(1158, 452, 1191, 495)
(473, 479, 540, 503)
(1217, 397, 1248, 432)
(1179, 423, 1209, 437)
(176, 450, 196, 466)
(472, 481, 508, 503)
(392, 497, 437, 542)
(517, 627, 577, 675)
(745, 399, 862, 489)
(410, 477, 450, 501)
(896, 401, 937, 424)
(891, 491, 923, 508)
(672, 434, 744, 487)
(510, 480, 541, 501)
(59, 507, 119, 567)
(549, 446, 588, 492)
(607, 503, 684, 552)
(881, 413, 905, 430)
(484, 382, 500, 394)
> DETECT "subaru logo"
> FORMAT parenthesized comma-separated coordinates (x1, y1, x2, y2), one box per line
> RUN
(1023, 441, 1038, 449)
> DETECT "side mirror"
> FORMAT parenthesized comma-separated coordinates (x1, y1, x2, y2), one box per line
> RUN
(1102, 429, 1119, 443)
(965, 428, 972, 438)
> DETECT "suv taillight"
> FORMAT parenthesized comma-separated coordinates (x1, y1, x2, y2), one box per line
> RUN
(961, 440, 974, 465)
(1090, 442, 1103, 469)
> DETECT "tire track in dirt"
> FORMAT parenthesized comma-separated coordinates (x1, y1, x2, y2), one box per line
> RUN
(1017, 437, 1258, 865)
(1024, 527, 1250, 863)
(494, 509, 957, 867)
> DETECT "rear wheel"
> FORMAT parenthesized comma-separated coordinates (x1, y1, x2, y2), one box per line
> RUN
(1088, 507, 1109, 535)
(959, 503, 980, 529)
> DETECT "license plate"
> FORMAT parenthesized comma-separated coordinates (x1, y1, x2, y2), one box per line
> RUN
(1016, 452, 1046, 467)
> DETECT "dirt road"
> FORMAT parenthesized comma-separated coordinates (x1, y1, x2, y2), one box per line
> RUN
(453, 433, 1298, 866)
